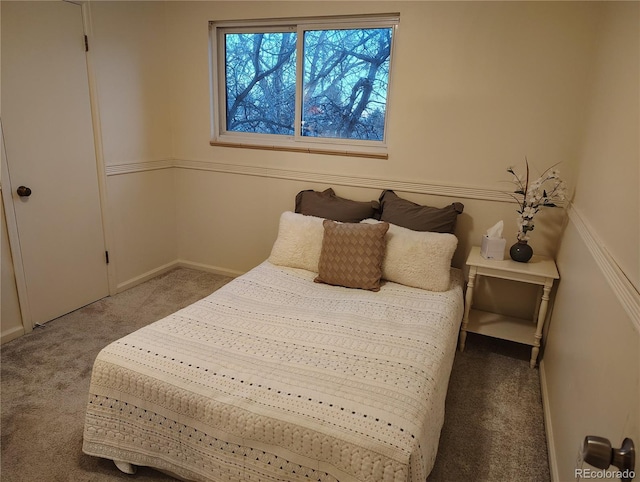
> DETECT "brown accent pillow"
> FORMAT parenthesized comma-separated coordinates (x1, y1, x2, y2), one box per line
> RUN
(378, 190, 464, 234)
(295, 188, 380, 222)
(315, 220, 389, 291)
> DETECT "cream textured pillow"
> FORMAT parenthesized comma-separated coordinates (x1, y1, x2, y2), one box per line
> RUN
(268, 212, 325, 272)
(314, 220, 389, 291)
(362, 219, 458, 292)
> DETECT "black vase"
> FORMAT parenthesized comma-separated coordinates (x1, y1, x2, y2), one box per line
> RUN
(510, 241, 533, 263)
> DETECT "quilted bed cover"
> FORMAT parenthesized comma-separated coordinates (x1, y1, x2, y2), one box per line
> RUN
(83, 262, 464, 482)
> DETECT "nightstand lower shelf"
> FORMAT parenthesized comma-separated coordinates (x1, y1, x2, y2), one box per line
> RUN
(465, 309, 536, 346)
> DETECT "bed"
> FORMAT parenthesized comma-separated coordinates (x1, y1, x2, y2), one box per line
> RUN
(83, 192, 465, 482)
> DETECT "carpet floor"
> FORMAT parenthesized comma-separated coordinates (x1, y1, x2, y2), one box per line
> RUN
(1, 267, 550, 481)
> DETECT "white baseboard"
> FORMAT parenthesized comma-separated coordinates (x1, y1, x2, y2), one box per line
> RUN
(539, 360, 560, 482)
(177, 259, 243, 278)
(2, 261, 241, 344)
(1, 325, 25, 345)
(116, 259, 243, 294)
(115, 261, 180, 293)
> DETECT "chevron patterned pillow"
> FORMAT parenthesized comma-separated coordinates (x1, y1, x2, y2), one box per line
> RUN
(314, 220, 389, 291)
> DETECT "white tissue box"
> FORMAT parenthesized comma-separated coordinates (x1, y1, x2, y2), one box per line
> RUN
(481, 235, 506, 260)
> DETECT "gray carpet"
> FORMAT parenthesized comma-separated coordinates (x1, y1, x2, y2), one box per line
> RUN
(1, 267, 550, 482)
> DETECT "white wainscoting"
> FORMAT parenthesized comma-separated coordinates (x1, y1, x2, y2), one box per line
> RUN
(105, 158, 562, 301)
(539, 206, 639, 482)
(566, 205, 640, 333)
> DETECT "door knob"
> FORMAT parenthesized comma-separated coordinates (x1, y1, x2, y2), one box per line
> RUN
(583, 436, 635, 481)
(17, 186, 32, 197)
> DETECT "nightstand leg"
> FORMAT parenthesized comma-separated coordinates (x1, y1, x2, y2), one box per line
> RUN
(459, 267, 477, 352)
(530, 346, 540, 369)
(530, 280, 553, 368)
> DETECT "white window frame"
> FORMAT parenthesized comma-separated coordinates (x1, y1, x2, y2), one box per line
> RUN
(209, 14, 399, 159)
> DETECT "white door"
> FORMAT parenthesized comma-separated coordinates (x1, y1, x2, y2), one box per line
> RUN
(1, 1, 109, 326)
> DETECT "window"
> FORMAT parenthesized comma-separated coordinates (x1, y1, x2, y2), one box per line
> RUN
(209, 14, 398, 158)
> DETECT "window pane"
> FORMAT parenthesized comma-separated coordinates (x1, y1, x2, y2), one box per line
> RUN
(302, 28, 392, 141)
(224, 32, 297, 135)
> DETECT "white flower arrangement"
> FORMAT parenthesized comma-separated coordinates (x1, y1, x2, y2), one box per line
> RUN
(507, 158, 568, 242)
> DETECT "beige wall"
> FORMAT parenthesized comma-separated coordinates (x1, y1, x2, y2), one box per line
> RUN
(167, 1, 597, 187)
(542, 3, 639, 481)
(82, 0, 600, 285)
(89, 1, 172, 166)
(570, 3, 639, 290)
(89, 1, 177, 288)
(165, 0, 595, 277)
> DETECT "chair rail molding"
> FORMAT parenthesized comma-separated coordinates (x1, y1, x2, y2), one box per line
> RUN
(567, 203, 640, 333)
(104, 158, 516, 204)
(104, 159, 174, 176)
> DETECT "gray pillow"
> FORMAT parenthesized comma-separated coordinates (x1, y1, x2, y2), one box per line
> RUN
(295, 188, 380, 223)
(378, 190, 463, 233)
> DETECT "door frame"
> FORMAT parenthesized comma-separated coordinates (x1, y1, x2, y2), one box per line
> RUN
(1, 1, 116, 331)
(1, 124, 32, 333)
(80, 1, 117, 296)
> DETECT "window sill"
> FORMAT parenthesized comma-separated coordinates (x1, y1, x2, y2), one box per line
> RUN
(210, 140, 388, 160)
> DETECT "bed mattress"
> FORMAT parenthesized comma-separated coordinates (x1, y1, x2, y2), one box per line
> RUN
(83, 261, 464, 481)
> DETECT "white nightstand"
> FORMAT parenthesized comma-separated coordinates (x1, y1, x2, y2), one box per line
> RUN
(458, 246, 559, 368)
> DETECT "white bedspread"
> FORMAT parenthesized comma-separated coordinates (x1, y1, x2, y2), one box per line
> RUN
(83, 262, 464, 482)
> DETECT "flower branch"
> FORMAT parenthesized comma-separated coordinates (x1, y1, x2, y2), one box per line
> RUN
(506, 158, 567, 242)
